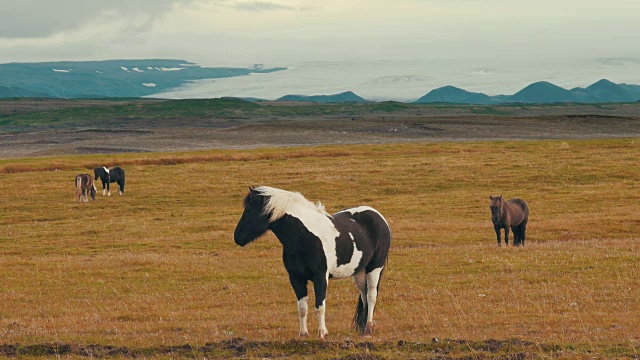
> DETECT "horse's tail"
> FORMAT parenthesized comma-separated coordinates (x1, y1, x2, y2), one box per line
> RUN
(353, 293, 368, 334)
(120, 170, 125, 193)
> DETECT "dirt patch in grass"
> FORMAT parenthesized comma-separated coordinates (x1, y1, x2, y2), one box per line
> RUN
(0, 338, 622, 359)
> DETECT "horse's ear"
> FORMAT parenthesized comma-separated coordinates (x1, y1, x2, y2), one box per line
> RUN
(499, 195, 503, 200)
(489, 195, 494, 200)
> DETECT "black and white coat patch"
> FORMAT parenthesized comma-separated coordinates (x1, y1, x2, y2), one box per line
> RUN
(234, 186, 391, 338)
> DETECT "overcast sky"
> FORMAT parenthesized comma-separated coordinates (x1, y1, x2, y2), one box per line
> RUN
(1, 0, 640, 65)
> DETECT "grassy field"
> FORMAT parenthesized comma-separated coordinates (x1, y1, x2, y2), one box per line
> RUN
(1, 140, 640, 358)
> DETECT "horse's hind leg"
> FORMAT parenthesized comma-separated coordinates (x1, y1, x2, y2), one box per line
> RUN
(520, 222, 527, 246)
(363, 266, 384, 336)
(504, 226, 510, 246)
(512, 226, 521, 246)
(118, 180, 123, 195)
(352, 270, 368, 334)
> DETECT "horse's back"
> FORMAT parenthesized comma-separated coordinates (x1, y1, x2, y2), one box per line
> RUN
(507, 198, 529, 224)
(84, 174, 94, 189)
(334, 206, 391, 270)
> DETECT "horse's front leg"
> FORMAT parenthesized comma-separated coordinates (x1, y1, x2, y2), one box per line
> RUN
(107, 181, 111, 197)
(102, 181, 107, 196)
(494, 224, 502, 246)
(288, 274, 309, 337)
(312, 274, 329, 339)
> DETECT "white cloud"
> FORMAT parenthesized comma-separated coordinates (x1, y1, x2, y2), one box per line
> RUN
(0, 0, 194, 39)
(0, 0, 639, 64)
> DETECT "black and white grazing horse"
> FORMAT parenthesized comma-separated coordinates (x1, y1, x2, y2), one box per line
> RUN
(94, 166, 126, 196)
(234, 186, 391, 339)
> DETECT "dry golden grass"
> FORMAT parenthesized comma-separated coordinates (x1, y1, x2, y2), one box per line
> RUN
(1, 139, 639, 358)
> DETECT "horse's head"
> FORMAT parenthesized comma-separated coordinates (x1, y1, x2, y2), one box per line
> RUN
(234, 186, 271, 247)
(94, 167, 101, 181)
(90, 183, 97, 201)
(489, 195, 504, 223)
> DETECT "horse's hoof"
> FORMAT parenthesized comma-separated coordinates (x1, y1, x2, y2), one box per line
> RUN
(363, 322, 374, 336)
(318, 329, 328, 340)
(299, 332, 309, 338)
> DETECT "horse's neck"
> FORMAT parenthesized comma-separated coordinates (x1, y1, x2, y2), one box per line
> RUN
(269, 215, 295, 248)
(269, 214, 318, 251)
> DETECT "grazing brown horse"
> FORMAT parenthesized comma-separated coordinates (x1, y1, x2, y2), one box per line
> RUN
(489, 195, 529, 246)
(75, 174, 96, 203)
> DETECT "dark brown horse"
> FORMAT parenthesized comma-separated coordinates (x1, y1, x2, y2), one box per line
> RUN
(75, 174, 96, 203)
(489, 195, 529, 246)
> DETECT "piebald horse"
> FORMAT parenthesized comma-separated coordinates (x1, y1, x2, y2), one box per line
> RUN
(234, 186, 391, 339)
(94, 166, 126, 196)
(75, 174, 96, 203)
(489, 195, 529, 246)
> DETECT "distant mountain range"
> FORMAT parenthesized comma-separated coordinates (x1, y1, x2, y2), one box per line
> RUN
(413, 79, 640, 104)
(0, 60, 286, 98)
(272, 79, 640, 104)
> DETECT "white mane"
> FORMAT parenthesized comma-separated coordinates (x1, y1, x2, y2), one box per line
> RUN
(255, 186, 330, 223)
(103, 167, 110, 174)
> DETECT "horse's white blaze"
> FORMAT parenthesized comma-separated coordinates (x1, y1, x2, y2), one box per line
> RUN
(316, 300, 328, 338)
(297, 296, 309, 336)
(365, 267, 383, 323)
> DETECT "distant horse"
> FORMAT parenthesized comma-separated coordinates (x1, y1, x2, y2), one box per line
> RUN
(94, 166, 126, 196)
(234, 186, 391, 339)
(75, 174, 96, 203)
(489, 195, 529, 246)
